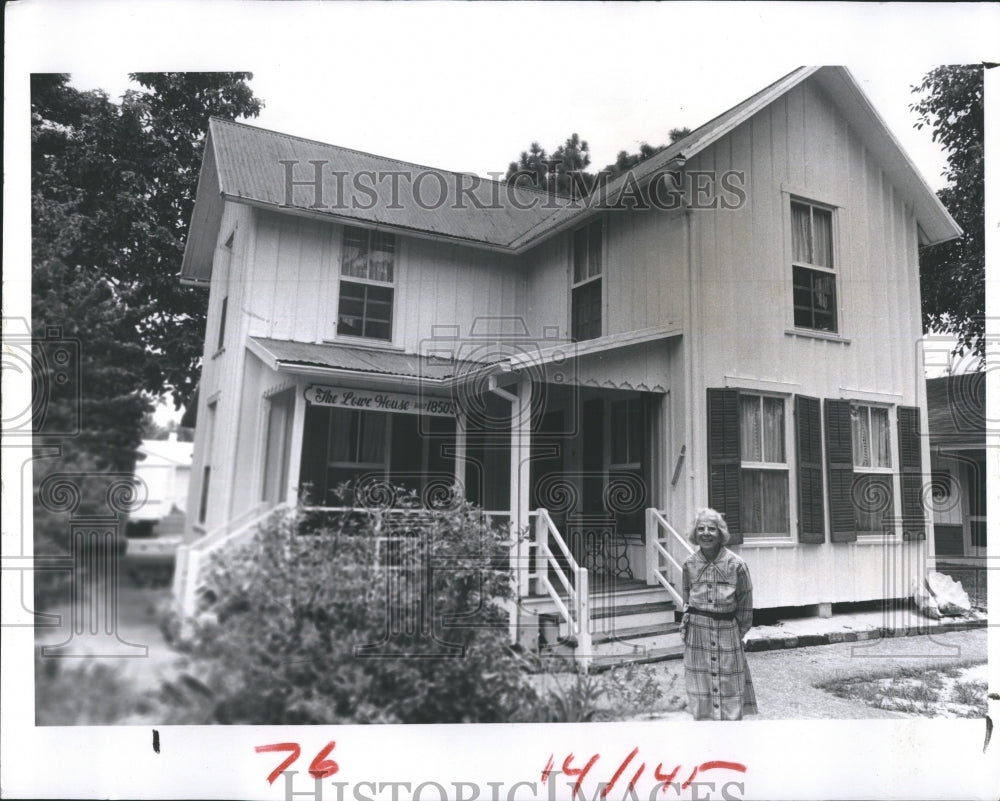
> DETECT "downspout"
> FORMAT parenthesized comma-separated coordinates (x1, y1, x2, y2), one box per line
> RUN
(684, 199, 697, 527)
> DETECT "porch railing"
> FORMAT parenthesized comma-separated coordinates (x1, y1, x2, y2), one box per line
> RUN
(645, 508, 693, 607)
(173, 501, 284, 615)
(531, 508, 592, 664)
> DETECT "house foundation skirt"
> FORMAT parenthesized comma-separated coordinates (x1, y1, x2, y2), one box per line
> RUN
(683, 614, 757, 720)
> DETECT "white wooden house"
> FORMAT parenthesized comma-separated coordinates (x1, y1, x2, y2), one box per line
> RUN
(173, 66, 960, 664)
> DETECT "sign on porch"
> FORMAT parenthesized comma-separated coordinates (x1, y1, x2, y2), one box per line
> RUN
(303, 385, 456, 417)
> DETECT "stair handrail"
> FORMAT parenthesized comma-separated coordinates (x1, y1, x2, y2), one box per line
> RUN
(173, 502, 287, 615)
(532, 508, 592, 664)
(645, 508, 694, 607)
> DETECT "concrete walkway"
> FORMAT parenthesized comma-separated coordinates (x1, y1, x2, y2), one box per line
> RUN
(745, 606, 987, 651)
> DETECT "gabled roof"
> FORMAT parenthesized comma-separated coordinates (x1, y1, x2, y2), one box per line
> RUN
(926, 373, 985, 447)
(181, 66, 961, 282)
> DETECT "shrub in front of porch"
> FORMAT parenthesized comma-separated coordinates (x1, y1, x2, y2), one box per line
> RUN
(183, 497, 539, 724)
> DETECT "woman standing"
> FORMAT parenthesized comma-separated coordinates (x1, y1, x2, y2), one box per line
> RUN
(680, 508, 757, 720)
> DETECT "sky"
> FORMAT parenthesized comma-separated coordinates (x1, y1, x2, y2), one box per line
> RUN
(9, 0, 999, 422)
(50, 3, 998, 193)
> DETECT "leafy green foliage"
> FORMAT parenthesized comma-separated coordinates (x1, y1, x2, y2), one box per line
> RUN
(910, 65, 984, 362)
(179, 499, 539, 724)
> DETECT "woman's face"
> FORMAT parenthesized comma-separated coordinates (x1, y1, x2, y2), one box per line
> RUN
(695, 519, 723, 550)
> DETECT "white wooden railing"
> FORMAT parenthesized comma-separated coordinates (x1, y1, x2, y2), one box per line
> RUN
(645, 508, 693, 606)
(173, 502, 282, 614)
(531, 508, 592, 666)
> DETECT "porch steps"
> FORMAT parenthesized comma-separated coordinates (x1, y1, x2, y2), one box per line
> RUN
(526, 584, 684, 668)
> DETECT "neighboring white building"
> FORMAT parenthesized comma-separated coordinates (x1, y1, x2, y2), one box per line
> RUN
(130, 434, 194, 538)
(172, 66, 961, 663)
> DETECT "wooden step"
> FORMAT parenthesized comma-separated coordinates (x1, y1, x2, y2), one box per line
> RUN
(591, 599, 675, 621)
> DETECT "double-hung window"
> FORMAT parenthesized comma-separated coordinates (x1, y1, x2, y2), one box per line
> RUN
(850, 403, 894, 534)
(707, 388, 791, 542)
(338, 226, 395, 341)
(791, 199, 837, 333)
(739, 394, 790, 537)
(571, 220, 602, 342)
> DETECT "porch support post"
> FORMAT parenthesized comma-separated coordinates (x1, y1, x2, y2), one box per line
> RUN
(510, 375, 533, 601)
(286, 387, 307, 506)
(453, 406, 467, 493)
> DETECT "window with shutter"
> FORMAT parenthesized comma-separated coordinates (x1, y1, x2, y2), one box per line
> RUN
(707, 388, 742, 543)
(707, 389, 791, 542)
(897, 406, 926, 540)
(795, 395, 825, 543)
(824, 399, 856, 542)
(851, 403, 895, 535)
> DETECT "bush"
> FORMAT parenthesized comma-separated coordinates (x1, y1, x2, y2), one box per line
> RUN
(182, 495, 539, 724)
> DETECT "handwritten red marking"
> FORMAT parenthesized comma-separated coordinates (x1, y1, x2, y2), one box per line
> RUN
(654, 763, 680, 792)
(255, 742, 301, 785)
(308, 741, 339, 779)
(698, 760, 747, 774)
(600, 747, 639, 798)
(562, 753, 600, 799)
(681, 767, 699, 790)
(541, 755, 555, 784)
(628, 763, 646, 793)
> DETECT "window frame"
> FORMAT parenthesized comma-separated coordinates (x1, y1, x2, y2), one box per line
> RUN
(850, 402, 897, 537)
(570, 219, 604, 342)
(336, 226, 396, 342)
(737, 391, 792, 540)
(789, 197, 839, 335)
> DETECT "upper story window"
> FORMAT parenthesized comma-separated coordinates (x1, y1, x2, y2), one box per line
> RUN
(791, 199, 837, 333)
(338, 226, 395, 341)
(571, 220, 602, 342)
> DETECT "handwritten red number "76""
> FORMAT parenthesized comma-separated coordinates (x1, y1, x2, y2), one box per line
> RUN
(255, 741, 339, 785)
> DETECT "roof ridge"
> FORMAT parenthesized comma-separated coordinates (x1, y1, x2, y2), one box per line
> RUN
(209, 116, 564, 200)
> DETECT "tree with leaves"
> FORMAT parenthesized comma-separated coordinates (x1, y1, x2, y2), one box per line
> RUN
(31, 72, 263, 468)
(910, 65, 984, 363)
(31, 73, 262, 604)
(505, 127, 692, 197)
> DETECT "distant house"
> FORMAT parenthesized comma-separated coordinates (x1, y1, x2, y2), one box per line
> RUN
(926, 373, 986, 561)
(172, 66, 960, 664)
(129, 434, 194, 539)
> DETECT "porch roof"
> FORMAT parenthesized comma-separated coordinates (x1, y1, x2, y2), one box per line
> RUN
(248, 336, 495, 385)
(926, 373, 985, 447)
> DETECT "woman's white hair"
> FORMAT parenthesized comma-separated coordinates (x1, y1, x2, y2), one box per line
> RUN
(687, 507, 731, 546)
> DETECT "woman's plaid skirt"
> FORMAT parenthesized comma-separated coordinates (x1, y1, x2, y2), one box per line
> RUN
(683, 612, 757, 720)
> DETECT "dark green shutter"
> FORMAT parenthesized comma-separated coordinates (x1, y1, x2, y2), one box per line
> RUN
(898, 406, 926, 540)
(795, 395, 825, 543)
(824, 399, 856, 542)
(707, 388, 742, 544)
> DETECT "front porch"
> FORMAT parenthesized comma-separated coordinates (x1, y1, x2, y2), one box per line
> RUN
(177, 333, 693, 667)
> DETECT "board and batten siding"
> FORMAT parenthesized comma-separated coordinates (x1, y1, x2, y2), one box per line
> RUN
(687, 79, 924, 403)
(523, 209, 688, 341)
(681, 78, 932, 608)
(243, 208, 525, 350)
